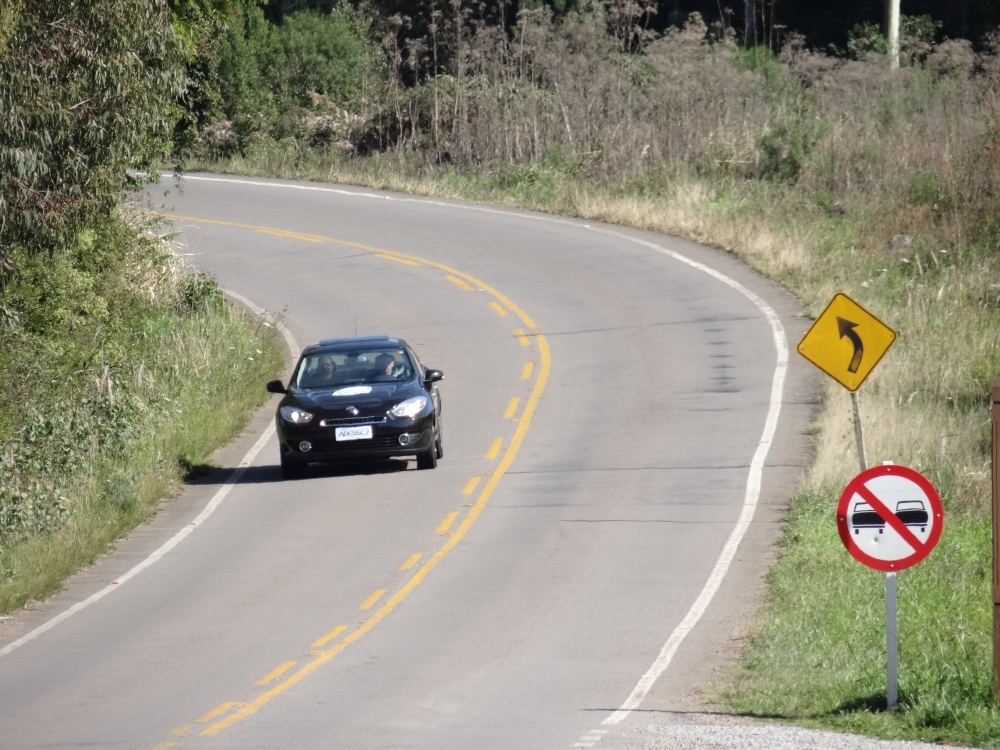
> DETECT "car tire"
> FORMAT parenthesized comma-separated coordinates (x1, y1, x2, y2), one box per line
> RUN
(417, 445, 438, 470)
(434, 422, 444, 459)
(280, 452, 304, 480)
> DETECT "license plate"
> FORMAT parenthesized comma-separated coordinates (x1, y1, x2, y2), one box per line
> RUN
(335, 425, 373, 441)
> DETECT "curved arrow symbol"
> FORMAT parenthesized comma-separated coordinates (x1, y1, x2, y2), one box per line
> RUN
(837, 316, 863, 373)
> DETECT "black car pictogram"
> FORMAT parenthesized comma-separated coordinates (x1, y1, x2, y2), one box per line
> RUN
(894, 500, 928, 532)
(851, 501, 884, 534)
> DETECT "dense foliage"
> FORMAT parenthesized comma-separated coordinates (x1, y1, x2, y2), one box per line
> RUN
(172, 0, 382, 156)
(0, 0, 183, 266)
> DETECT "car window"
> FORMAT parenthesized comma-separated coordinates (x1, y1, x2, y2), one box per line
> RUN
(293, 349, 414, 389)
(406, 346, 425, 379)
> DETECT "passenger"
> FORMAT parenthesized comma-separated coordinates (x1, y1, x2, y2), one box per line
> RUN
(373, 353, 397, 380)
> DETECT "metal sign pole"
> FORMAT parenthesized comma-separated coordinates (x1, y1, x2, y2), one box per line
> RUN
(886, 571, 898, 711)
(879, 458, 898, 712)
(851, 391, 868, 472)
(992, 376, 1000, 704)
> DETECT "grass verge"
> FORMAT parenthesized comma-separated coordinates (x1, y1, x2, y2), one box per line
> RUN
(186, 145, 999, 745)
(0, 209, 283, 613)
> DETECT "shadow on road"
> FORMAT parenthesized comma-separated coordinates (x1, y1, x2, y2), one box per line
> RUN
(185, 459, 413, 488)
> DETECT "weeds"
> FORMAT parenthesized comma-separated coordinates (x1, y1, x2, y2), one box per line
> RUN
(0, 209, 283, 611)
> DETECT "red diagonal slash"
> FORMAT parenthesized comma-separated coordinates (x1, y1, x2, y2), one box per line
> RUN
(854, 483, 927, 554)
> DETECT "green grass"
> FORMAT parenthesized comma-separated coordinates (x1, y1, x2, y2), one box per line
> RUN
(0, 305, 282, 612)
(727, 485, 998, 746)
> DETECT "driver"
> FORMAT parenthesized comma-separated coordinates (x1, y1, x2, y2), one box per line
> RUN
(313, 355, 338, 385)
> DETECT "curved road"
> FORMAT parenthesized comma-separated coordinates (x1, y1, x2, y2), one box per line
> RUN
(0, 175, 816, 750)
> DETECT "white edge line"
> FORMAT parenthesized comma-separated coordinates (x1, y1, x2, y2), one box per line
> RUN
(223, 288, 299, 363)
(0, 300, 298, 661)
(170, 174, 790, 722)
(599, 233, 788, 725)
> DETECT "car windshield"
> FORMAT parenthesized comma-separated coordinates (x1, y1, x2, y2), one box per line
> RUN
(293, 348, 415, 389)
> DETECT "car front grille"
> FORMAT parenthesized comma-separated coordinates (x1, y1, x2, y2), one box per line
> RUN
(312, 435, 408, 451)
(318, 416, 388, 427)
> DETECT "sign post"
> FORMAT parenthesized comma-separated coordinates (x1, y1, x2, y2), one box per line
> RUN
(837, 463, 944, 711)
(852, 392, 868, 472)
(992, 376, 1000, 704)
(886, 569, 897, 710)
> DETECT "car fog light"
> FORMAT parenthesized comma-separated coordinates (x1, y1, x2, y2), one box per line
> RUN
(399, 433, 420, 446)
(299, 441, 312, 452)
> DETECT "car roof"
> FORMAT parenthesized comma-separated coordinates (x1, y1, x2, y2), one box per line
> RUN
(302, 335, 405, 356)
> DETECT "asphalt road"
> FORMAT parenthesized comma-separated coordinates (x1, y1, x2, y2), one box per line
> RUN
(0, 175, 818, 750)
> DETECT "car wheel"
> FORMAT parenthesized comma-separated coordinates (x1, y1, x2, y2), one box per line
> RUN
(416, 445, 438, 470)
(434, 422, 444, 459)
(280, 451, 304, 479)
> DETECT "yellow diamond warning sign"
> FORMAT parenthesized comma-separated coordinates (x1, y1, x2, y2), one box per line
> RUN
(797, 292, 898, 392)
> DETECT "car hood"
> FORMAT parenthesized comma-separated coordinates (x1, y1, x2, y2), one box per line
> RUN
(289, 381, 421, 410)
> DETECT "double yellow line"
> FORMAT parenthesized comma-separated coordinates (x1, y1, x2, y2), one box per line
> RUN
(158, 214, 551, 742)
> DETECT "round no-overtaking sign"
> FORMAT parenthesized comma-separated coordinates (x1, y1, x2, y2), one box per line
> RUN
(837, 464, 944, 572)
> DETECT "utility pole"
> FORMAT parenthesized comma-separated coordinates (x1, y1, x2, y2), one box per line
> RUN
(884, 0, 900, 68)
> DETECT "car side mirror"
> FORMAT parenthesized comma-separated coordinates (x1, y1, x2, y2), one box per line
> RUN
(424, 369, 444, 384)
(266, 379, 287, 394)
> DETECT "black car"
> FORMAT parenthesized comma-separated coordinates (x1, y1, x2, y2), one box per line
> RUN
(266, 336, 444, 478)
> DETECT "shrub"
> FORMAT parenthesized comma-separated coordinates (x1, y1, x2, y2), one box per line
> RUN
(758, 116, 823, 181)
(277, 9, 374, 106)
(177, 273, 225, 312)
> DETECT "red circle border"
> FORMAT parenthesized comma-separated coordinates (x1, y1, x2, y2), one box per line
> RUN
(836, 464, 944, 572)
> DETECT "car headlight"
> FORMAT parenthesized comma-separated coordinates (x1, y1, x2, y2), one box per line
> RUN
(280, 406, 314, 423)
(388, 396, 428, 419)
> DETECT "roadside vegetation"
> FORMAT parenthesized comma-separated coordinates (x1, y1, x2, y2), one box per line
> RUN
(170, 0, 1000, 744)
(0, 211, 282, 612)
(0, 1, 282, 612)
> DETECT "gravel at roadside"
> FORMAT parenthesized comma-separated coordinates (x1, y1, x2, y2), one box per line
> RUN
(630, 723, 954, 750)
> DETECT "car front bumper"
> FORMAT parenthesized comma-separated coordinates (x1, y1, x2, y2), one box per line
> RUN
(277, 415, 434, 463)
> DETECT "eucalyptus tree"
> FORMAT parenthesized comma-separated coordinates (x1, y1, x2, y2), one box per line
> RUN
(0, 0, 184, 286)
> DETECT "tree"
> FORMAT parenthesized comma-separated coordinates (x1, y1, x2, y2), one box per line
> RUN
(0, 0, 184, 274)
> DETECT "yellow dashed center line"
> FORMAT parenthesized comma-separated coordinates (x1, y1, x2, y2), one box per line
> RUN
(503, 397, 521, 419)
(436, 511, 460, 536)
(151, 742, 178, 750)
(377, 253, 420, 266)
(446, 275, 475, 291)
(196, 702, 245, 724)
(255, 661, 299, 686)
(489, 301, 508, 317)
(521, 361, 535, 379)
(312, 624, 348, 648)
(462, 476, 482, 495)
(170, 724, 194, 737)
(485, 437, 503, 460)
(161, 214, 552, 741)
(359, 589, 387, 611)
(254, 228, 323, 243)
(399, 552, 423, 571)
